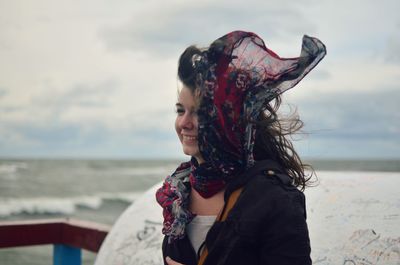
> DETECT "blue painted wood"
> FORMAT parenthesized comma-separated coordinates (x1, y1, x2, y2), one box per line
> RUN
(53, 244, 82, 265)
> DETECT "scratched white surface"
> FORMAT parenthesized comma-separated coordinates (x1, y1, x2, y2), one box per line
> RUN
(95, 183, 164, 265)
(306, 171, 400, 264)
(95, 171, 400, 265)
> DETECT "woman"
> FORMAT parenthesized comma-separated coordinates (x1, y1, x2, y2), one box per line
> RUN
(156, 31, 326, 265)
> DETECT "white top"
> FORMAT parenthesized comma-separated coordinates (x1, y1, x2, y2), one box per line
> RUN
(186, 215, 217, 255)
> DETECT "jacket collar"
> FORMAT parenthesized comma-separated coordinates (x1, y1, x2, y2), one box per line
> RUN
(224, 159, 285, 201)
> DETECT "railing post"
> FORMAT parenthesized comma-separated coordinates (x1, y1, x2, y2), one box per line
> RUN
(53, 244, 82, 265)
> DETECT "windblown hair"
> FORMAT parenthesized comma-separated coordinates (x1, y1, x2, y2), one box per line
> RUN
(253, 98, 314, 191)
(178, 45, 314, 191)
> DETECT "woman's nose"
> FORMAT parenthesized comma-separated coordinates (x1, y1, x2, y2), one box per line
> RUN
(180, 113, 194, 129)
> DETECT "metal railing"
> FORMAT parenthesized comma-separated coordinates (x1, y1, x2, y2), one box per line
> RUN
(0, 218, 110, 265)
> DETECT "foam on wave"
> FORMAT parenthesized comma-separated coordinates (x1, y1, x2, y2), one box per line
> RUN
(0, 162, 28, 174)
(0, 192, 143, 217)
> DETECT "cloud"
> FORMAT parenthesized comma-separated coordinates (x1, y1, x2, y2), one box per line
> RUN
(0, 117, 181, 158)
(288, 87, 400, 158)
(0, 74, 180, 158)
(307, 70, 331, 80)
(385, 34, 400, 63)
(0, 79, 118, 126)
(99, 0, 315, 57)
(0, 87, 7, 98)
(299, 88, 399, 136)
(295, 137, 400, 159)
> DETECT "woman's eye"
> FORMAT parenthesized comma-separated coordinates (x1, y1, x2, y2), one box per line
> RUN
(176, 108, 185, 115)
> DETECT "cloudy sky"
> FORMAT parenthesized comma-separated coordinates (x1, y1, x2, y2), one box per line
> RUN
(0, 0, 399, 159)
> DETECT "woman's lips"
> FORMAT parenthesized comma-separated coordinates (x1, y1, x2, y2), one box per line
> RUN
(183, 135, 197, 141)
(182, 135, 198, 144)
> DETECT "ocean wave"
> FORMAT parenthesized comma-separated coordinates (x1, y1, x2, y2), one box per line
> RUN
(0, 192, 143, 217)
(99, 192, 143, 202)
(0, 162, 28, 174)
(109, 166, 173, 176)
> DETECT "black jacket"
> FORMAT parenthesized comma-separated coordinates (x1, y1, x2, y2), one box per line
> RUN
(162, 160, 312, 265)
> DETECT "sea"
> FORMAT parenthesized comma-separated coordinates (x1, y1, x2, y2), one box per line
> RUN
(0, 158, 399, 265)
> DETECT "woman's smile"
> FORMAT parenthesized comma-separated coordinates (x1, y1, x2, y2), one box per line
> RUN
(182, 135, 197, 142)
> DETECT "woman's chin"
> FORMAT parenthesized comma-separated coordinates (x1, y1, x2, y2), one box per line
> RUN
(182, 147, 199, 157)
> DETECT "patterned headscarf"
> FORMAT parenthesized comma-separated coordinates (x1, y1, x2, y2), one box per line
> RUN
(156, 31, 326, 242)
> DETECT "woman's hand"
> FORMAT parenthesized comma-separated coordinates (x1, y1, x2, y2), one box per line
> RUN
(165, 256, 185, 265)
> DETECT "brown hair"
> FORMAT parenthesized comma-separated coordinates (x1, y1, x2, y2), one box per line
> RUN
(253, 97, 314, 190)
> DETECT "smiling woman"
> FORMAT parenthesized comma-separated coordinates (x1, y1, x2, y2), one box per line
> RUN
(155, 30, 326, 265)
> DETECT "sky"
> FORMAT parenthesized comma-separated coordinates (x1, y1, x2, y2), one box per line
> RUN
(0, 0, 399, 160)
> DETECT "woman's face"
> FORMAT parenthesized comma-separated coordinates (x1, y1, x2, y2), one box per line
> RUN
(175, 86, 204, 164)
